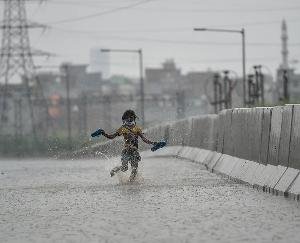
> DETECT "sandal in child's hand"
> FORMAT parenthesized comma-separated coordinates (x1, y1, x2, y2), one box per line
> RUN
(91, 129, 105, 137)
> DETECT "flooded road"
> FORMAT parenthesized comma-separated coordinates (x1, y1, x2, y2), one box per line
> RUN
(0, 157, 299, 243)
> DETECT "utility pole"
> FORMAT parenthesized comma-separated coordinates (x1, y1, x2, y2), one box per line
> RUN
(82, 94, 87, 136)
(253, 65, 265, 106)
(14, 98, 23, 138)
(176, 91, 185, 119)
(78, 93, 87, 137)
(283, 69, 289, 102)
(211, 73, 224, 113)
(241, 28, 246, 107)
(223, 70, 233, 109)
(213, 73, 219, 114)
(247, 74, 255, 106)
(138, 49, 145, 126)
(63, 64, 72, 150)
(247, 65, 265, 106)
(103, 95, 112, 131)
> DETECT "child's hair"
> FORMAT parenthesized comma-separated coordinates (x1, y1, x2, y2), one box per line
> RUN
(122, 110, 138, 121)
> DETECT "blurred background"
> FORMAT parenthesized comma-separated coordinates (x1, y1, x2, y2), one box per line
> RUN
(0, 0, 299, 157)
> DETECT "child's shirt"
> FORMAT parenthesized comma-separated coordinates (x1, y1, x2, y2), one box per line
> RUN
(117, 125, 142, 149)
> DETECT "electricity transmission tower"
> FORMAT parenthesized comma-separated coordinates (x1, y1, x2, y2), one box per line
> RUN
(0, 0, 50, 138)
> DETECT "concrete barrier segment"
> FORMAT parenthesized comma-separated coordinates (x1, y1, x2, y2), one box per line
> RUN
(232, 108, 250, 160)
(213, 154, 238, 176)
(268, 106, 283, 166)
(178, 146, 194, 159)
(231, 109, 243, 159)
(242, 161, 261, 185)
(167, 119, 192, 146)
(216, 110, 226, 153)
(289, 104, 300, 170)
(206, 151, 223, 171)
(259, 107, 272, 165)
(248, 108, 264, 162)
(252, 164, 268, 188)
(182, 147, 205, 162)
(222, 109, 234, 156)
(189, 115, 216, 150)
(261, 165, 287, 192)
(287, 172, 300, 200)
(274, 168, 299, 194)
(278, 105, 294, 167)
(229, 158, 248, 181)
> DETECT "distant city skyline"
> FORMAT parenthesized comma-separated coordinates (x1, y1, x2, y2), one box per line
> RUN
(0, 0, 299, 77)
(88, 47, 110, 79)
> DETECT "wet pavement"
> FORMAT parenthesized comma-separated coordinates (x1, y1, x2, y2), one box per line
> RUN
(0, 157, 300, 243)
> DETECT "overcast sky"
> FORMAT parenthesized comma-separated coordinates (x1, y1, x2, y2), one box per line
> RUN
(1, 0, 300, 78)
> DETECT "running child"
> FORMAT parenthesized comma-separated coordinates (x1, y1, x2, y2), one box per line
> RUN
(96, 110, 158, 181)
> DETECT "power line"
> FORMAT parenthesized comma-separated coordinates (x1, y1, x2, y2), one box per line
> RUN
(46, 0, 156, 25)
(119, 6, 300, 13)
(29, 0, 300, 14)
(43, 15, 300, 34)
(46, 28, 300, 47)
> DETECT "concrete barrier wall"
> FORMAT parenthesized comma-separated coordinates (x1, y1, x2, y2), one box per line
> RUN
(83, 104, 299, 172)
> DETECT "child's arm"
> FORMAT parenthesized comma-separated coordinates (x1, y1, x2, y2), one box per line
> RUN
(102, 131, 119, 140)
(138, 132, 156, 145)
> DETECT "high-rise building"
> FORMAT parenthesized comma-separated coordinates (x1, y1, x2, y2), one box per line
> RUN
(88, 47, 110, 79)
(276, 19, 300, 102)
(281, 19, 288, 69)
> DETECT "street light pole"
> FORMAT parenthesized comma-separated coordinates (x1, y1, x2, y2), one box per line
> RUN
(62, 64, 72, 150)
(194, 27, 247, 107)
(241, 28, 246, 107)
(101, 48, 145, 126)
(138, 49, 145, 126)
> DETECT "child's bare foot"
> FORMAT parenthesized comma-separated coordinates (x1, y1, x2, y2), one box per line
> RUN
(129, 169, 137, 181)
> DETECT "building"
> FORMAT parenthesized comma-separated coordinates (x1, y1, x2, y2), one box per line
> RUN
(88, 47, 110, 79)
(36, 71, 62, 98)
(0, 83, 47, 136)
(276, 19, 300, 102)
(145, 59, 183, 97)
(59, 63, 103, 98)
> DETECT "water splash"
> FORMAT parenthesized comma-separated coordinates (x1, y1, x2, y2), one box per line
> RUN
(116, 171, 144, 185)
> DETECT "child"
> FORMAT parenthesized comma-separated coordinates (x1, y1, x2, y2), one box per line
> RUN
(100, 110, 157, 181)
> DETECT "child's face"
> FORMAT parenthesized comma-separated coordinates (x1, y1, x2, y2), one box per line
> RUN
(124, 117, 135, 126)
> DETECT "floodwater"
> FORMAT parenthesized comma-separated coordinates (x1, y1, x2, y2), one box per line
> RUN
(0, 156, 299, 243)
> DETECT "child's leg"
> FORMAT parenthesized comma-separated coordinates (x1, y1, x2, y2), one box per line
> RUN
(110, 166, 121, 176)
(129, 150, 141, 181)
(110, 149, 129, 177)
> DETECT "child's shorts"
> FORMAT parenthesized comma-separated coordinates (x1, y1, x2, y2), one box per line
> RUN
(121, 148, 141, 171)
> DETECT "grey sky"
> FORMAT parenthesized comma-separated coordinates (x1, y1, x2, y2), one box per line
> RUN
(1, 0, 300, 77)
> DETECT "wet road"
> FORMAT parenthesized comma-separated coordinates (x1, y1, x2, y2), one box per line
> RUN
(0, 157, 300, 243)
